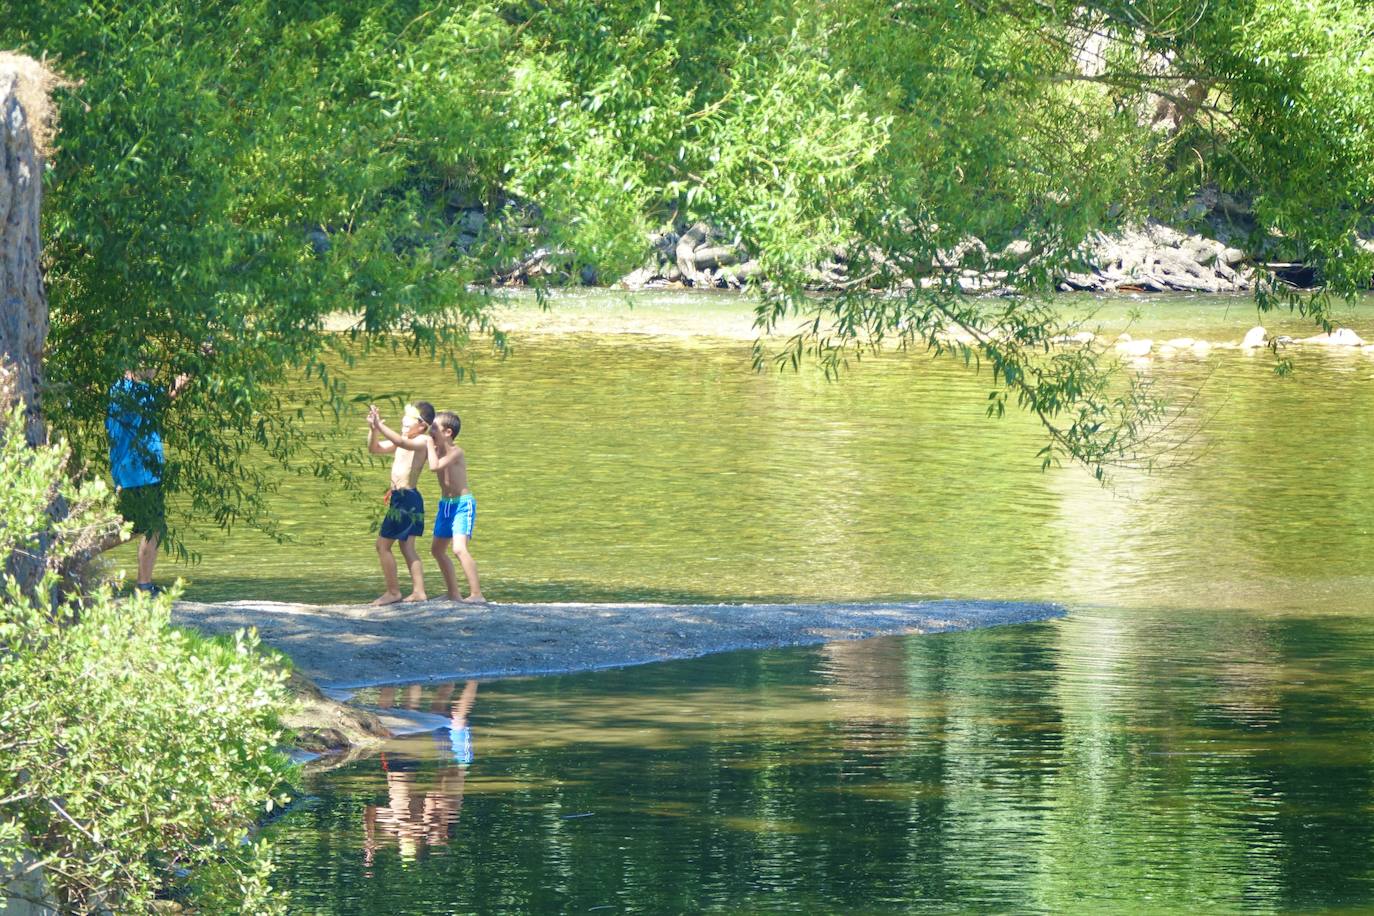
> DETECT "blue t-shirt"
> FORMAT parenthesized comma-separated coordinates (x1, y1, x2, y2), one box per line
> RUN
(106, 378, 164, 489)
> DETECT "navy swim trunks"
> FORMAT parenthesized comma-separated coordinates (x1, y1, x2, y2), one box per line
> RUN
(433, 493, 476, 540)
(379, 487, 424, 540)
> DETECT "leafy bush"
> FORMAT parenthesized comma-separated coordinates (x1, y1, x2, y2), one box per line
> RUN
(0, 391, 292, 914)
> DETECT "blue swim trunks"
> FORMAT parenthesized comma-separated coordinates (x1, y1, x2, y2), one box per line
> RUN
(433, 493, 476, 540)
(379, 487, 424, 540)
(450, 724, 473, 766)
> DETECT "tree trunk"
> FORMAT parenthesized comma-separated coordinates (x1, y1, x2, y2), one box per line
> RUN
(0, 54, 51, 447)
(1, 55, 64, 601)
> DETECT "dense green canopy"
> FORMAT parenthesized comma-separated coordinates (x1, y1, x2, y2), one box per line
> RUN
(7, 0, 1374, 543)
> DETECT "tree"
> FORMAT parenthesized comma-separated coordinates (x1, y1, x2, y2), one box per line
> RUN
(0, 54, 288, 914)
(5, 0, 1373, 550)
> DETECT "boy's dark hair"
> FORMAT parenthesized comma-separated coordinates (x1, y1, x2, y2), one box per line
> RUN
(434, 410, 461, 437)
(415, 401, 436, 425)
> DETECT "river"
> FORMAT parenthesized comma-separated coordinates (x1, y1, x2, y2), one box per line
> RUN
(157, 291, 1374, 912)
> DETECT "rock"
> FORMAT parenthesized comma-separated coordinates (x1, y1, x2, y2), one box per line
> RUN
(284, 671, 391, 754)
(1240, 326, 1268, 349)
(458, 209, 486, 233)
(691, 244, 743, 270)
(1115, 337, 1153, 357)
(1152, 250, 1221, 292)
(619, 266, 660, 290)
(2, 836, 59, 915)
(1002, 239, 1033, 261)
(1191, 340, 1213, 355)
(1301, 327, 1365, 347)
(720, 260, 760, 284)
(1118, 275, 1168, 292)
(1180, 238, 1219, 265)
(675, 222, 710, 283)
(1164, 338, 1195, 349)
(1222, 247, 1247, 266)
(937, 236, 989, 268)
(1146, 222, 1186, 247)
(1059, 272, 1101, 291)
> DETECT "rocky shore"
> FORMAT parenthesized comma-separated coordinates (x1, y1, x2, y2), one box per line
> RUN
(433, 185, 1289, 297)
(613, 219, 1259, 296)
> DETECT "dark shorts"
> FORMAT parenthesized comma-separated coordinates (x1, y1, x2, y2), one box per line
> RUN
(117, 483, 167, 541)
(379, 488, 424, 541)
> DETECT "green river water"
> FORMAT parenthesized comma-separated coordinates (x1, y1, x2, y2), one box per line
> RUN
(160, 292, 1374, 912)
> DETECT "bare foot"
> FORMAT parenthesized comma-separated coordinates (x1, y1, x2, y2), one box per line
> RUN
(462, 594, 487, 604)
(403, 592, 429, 603)
(445, 592, 462, 601)
(371, 592, 403, 606)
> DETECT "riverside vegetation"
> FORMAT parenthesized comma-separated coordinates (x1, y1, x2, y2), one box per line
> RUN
(0, 382, 292, 914)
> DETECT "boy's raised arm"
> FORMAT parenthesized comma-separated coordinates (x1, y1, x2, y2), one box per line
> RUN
(370, 406, 430, 451)
(428, 435, 463, 470)
(367, 406, 394, 454)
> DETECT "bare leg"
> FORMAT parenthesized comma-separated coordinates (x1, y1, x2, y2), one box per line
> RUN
(136, 533, 160, 585)
(373, 537, 403, 605)
(431, 538, 461, 600)
(399, 537, 427, 601)
(429, 681, 456, 715)
(453, 536, 484, 603)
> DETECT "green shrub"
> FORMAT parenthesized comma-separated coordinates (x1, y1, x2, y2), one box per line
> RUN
(0, 395, 293, 914)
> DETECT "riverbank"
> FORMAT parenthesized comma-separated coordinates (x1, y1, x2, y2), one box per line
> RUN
(173, 598, 1064, 689)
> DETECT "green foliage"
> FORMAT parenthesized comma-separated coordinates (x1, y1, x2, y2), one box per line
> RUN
(7, 0, 1374, 529)
(0, 399, 292, 913)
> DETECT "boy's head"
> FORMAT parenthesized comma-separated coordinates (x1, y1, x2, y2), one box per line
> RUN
(402, 401, 436, 434)
(434, 411, 461, 440)
(126, 367, 156, 382)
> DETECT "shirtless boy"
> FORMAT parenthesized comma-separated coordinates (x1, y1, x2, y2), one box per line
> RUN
(367, 402, 435, 605)
(427, 410, 484, 603)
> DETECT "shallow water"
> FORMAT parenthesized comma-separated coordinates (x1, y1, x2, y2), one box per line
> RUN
(152, 291, 1374, 911)
(166, 292, 1374, 613)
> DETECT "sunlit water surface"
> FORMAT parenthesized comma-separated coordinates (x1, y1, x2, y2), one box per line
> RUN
(150, 292, 1374, 912)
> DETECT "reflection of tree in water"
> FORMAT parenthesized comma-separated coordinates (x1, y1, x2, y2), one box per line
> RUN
(363, 681, 479, 865)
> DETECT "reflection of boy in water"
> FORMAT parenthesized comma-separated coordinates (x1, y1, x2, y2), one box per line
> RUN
(448, 680, 478, 766)
(362, 681, 479, 866)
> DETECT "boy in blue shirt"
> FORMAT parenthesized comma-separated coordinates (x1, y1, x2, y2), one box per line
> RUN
(106, 366, 188, 593)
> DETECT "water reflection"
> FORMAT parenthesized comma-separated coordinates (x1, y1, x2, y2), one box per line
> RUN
(272, 611, 1374, 913)
(361, 681, 478, 865)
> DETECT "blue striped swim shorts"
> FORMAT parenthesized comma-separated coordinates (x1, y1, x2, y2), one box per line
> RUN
(434, 493, 476, 539)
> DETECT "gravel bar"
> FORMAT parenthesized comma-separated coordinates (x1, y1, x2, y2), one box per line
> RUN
(173, 598, 1066, 688)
